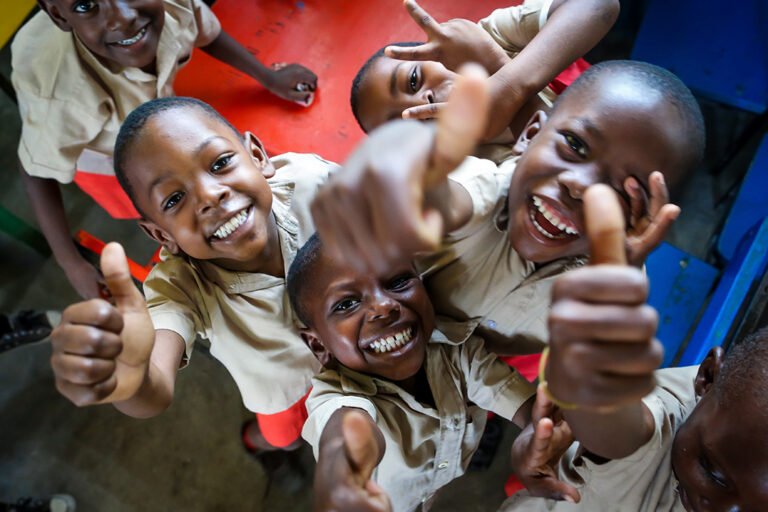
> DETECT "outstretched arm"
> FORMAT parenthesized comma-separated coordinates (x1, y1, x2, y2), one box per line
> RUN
(200, 30, 318, 106)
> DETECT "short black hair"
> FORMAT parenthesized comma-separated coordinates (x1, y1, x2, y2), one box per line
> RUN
(554, 60, 706, 179)
(350, 42, 422, 133)
(287, 232, 325, 326)
(113, 96, 241, 218)
(715, 327, 768, 407)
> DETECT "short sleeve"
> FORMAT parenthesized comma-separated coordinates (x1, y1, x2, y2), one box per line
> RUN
(461, 335, 536, 420)
(191, 0, 222, 47)
(445, 156, 507, 237)
(478, 0, 554, 54)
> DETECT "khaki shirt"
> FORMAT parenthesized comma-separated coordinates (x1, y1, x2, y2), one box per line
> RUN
(476, 0, 558, 165)
(499, 366, 699, 512)
(424, 157, 585, 355)
(143, 153, 339, 414)
(303, 318, 536, 512)
(11, 0, 220, 184)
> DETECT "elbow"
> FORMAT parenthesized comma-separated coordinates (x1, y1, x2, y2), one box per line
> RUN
(596, 0, 620, 27)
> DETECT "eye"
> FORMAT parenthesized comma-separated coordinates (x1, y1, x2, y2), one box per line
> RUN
(163, 191, 184, 211)
(408, 67, 419, 93)
(333, 298, 360, 313)
(387, 274, 414, 291)
(73, 0, 96, 13)
(563, 133, 588, 157)
(699, 453, 729, 489)
(211, 154, 233, 173)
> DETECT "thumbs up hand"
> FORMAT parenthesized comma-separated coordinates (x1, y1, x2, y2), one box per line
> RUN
(51, 243, 155, 406)
(545, 185, 664, 410)
(314, 410, 391, 512)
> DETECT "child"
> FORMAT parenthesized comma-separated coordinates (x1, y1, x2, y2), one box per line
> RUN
(12, 0, 317, 300)
(50, 96, 337, 452)
(287, 233, 537, 512)
(349, 0, 617, 161)
(312, 60, 705, 355)
(503, 185, 768, 510)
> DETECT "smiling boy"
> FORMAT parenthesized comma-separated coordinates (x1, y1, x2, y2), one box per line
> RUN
(288, 233, 536, 512)
(313, 60, 705, 355)
(12, 0, 317, 299)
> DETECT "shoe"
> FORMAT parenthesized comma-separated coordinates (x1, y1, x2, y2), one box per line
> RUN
(0, 494, 76, 512)
(0, 310, 60, 354)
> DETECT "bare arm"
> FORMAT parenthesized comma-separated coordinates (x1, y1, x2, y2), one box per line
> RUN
(19, 165, 106, 299)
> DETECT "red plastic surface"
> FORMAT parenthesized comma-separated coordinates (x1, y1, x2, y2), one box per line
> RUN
(175, 0, 517, 164)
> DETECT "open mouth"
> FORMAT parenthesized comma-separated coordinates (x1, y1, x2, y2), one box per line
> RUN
(366, 327, 413, 354)
(113, 26, 147, 46)
(211, 206, 251, 240)
(528, 195, 579, 240)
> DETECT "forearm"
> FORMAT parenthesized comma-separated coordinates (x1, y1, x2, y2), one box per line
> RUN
(563, 401, 654, 460)
(199, 30, 272, 84)
(18, 165, 84, 267)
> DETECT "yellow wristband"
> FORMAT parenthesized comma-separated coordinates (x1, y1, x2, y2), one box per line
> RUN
(538, 347, 580, 410)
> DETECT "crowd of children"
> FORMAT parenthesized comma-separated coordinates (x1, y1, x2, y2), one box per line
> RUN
(9, 0, 767, 510)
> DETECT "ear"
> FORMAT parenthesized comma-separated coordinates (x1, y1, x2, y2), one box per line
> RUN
(243, 131, 275, 179)
(138, 219, 180, 255)
(694, 346, 725, 397)
(37, 0, 73, 31)
(301, 329, 333, 367)
(512, 110, 548, 155)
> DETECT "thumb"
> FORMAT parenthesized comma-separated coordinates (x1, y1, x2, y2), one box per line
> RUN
(543, 477, 581, 504)
(584, 184, 626, 266)
(343, 410, 381, 482)
(428, 63, 489, 186)
(101, 242, 145, 312)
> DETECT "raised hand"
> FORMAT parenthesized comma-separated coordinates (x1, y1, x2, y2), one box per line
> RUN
(546, 184, 663, 410)
(51, 243, 156, 406)
(265, 63, 318, 106)
(314, 410, 392, 512)
(311, 64, 489, 276)
(623, 171, 680, 267)
(510, 385, 579, 502)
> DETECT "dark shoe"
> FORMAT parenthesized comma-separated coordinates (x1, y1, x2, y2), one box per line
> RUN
(242, 420, 309, 494)
(0, 495, 76, 512)
(0, 310, 59, 354)
(468, 415, 504, 471)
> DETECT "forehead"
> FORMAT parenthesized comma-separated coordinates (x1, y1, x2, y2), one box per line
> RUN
(357, 56, 404, 131)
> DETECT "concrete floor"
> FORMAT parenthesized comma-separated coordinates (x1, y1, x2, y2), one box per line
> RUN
(0, 11, 765, 512)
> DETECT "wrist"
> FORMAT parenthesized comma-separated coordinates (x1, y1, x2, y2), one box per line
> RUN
(54, 242, 88, 270)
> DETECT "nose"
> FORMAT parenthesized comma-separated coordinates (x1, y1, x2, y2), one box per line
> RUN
(367, 290, 400, 323)
(557, 166, 600, 200)
(105, 0, 137, 32)
(196, 178, 230, 215)
(425, 90, 435, 104)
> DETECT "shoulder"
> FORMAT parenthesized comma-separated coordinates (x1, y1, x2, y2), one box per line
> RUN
(271, 152, 340, 187)
(144, 252, 203, 298)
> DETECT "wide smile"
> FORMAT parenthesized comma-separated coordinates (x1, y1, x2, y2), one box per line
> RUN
(111, 26, 148, 47)
(211, 206, 252, 241)
(363, 326, 414, 355)
(527, 195, 580, 240)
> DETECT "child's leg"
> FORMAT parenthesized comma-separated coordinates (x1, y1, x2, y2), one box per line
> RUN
(244, 391, 309, 451)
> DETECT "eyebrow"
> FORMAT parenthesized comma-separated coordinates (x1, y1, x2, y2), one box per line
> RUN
(147, 172, 173, 201)
(576, 117, 605, 140)
(195, 135, 230, 158)
(390, 62, 404, 98)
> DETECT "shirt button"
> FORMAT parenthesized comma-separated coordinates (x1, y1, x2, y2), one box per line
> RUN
(437, 461, 449, 469)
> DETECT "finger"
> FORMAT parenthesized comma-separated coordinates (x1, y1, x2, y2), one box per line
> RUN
(52, 323, 123, 358)
(531, 383, 554, 424)
(364, 480, 393, 512)
(101, 243, 145, 313)
(528, 417, 555, 467)
(431, 63, 489, 184)
(584, 184, 626, 266)
(624, 176, 648, 229)
(270, 62, 287, 70)
(54, 374, 118, 407)
(402, 102, 444, 121)
(551, 266, 648, 305)
(628, 204, 680, 261)
(647, 171, 670, 218)
(385, 42, 440, 62)
(540, 477, 581, 503)
(50, 352, 116, 385)
(343, 410, 380, 482)
(402, 0, 441, 36)
(60, 299, 124, 333)
(549, 300, 659, 343)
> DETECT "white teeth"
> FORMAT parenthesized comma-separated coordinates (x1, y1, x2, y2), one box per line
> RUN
(368, 328, 413, 354)
(212, 208, 249, 239)
(530, 196, 580, 238)
(115, 27, 146, 46)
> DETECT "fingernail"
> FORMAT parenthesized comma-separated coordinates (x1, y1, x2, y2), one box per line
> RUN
(402, 111, 410, 119)
(564, 496, 575, 503)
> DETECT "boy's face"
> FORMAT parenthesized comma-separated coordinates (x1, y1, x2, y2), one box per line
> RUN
(40, 0, 164, 71)
(356, 56, 456, 132)
(671, 350, 768, 511)
(506, 77, 688, 263)
(128, 107, 277, 270)
(301, 252, 434, 383)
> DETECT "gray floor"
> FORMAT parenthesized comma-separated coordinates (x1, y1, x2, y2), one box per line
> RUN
(1, 19, 764, 512)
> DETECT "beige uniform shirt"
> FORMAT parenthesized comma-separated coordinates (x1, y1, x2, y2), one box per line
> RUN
(11, 0, 220, 184)
(143, 153, 339, 414)
(423, 157, 585, 355)
(476, 0, 558, 164)
(303, 319, 536, 512)
(499, 366, 699, 512)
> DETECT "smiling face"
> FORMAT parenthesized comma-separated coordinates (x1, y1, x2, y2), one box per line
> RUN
(506, 75, 689, 263)
(125, 107, 278, 272)
(300, 251, 434, 383)
(41, 0, 164, 71)
(356, 55, 456, 133)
